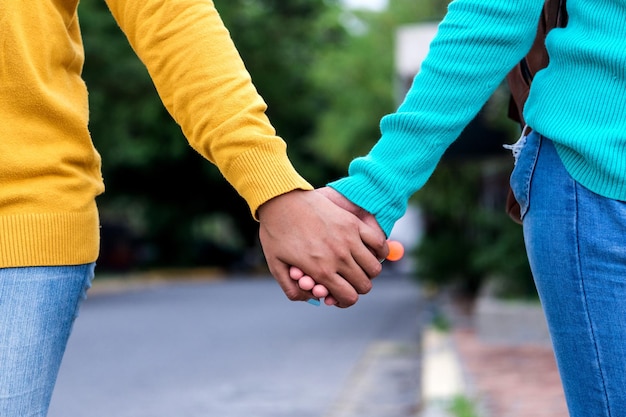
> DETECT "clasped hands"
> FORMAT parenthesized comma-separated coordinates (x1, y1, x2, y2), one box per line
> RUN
(258, 187, 388, 308)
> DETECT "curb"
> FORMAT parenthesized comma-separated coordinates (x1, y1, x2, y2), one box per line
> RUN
(324, 341, 422, 417)
(419, 328, 468, 417)
(88, 268, 226, 296)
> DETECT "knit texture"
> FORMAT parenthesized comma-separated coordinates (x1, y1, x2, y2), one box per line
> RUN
(330, 0, 626, 236)
(0, 0, 311, 267)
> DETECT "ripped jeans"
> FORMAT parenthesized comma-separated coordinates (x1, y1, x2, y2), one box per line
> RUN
(510, 131, 626, 417)
(0, 264, 95, 417)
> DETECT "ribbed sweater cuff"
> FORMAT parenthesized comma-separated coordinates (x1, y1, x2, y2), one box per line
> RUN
(225, 142, 313, 219)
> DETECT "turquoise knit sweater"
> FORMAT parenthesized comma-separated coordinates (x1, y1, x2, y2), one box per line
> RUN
(329, 0, 626, 236)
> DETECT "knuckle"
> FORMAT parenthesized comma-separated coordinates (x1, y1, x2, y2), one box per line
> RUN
(375, 236, 389, 253)
(357, 279, 373, 295)
(342, 293, 359, 307)
(314, 266, 334, 281)
(336, 251, 352, 265)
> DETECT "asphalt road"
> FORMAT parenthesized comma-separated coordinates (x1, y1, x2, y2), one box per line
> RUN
(48, 272, 424, 417)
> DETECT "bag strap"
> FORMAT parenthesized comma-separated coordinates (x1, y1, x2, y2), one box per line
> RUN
(506, 0, 568, 126)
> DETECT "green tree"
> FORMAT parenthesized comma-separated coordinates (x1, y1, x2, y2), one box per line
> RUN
(307, 0, 449, 169)
(414, 161, 534, 299)
(215, 0, 348, 183)
(78, 1, 255, 270)
(78, 0, 346, 270)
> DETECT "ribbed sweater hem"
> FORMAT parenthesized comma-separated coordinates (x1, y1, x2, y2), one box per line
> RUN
(0, 206, 100, 268)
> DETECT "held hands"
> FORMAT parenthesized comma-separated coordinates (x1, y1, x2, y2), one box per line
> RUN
(289, 266, 338, 306)
(258, 187, 388, 308)
(290, 239, 405, 306)
(289, 187, 405, 307)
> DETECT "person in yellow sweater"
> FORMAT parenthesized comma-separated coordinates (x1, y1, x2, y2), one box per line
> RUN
(0, 1, 387, 415)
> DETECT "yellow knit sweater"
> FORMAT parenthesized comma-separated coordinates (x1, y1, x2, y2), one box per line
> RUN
(0, 0, 312, 268)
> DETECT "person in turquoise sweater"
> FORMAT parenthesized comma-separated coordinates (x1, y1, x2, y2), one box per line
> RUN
(311, 0, 626, 415)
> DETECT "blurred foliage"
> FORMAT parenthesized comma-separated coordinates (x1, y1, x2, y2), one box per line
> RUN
(214, 0, 348, 183)
(80, 0, 258, 270)
(408, 74, 535, 298)
(448, 395, 480, 417)
(79, 0, 453, 271)
(79, 0, 535, 298)
(79, 0, 347, 270)
(307, 0, 450, 169)
(413, 158, 536, 299)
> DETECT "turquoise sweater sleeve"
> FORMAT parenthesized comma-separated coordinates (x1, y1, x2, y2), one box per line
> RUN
(328, 0, 546, 236)
(331, 0, 626, 236)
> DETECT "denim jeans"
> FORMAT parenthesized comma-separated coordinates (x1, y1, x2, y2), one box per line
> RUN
(510, 131, 626, 416)
(0, 263, 95, 417)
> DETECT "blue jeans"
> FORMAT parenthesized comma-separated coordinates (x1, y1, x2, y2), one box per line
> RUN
(511, 131, 626, 416)
(0, 264, 95, 417)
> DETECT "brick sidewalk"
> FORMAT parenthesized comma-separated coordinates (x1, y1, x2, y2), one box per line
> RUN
(453, 328, 568, 417)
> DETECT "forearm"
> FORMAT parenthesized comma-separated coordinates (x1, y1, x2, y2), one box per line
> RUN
(330, 0, 545, 235)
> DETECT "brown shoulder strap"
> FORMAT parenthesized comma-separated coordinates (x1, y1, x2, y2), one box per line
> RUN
(507, 0, 568, 126)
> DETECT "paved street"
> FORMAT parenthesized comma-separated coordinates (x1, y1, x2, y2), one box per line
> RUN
(48, 272, 423, 417)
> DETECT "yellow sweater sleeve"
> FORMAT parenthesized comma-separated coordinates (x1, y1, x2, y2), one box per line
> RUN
(103, 0, 313, 216)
